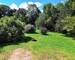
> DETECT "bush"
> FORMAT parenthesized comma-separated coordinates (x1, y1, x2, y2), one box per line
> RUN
(24, 24, 35, 33)
(0, 16, 24, 43)
(63, 16, 75, 32)
(40, 27, 47, 35)
(35, 13, 46, 29)
(46, 17, 55, 31)
(55, 16, 75, 36)
(67, 26, 75, 37)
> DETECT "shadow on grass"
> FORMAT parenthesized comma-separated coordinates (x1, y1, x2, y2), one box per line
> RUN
(64, 34, 75, 40)
(26, 32, 38, 34)
(0, 36, 37, 48)
(40, 33, 48, 36)
(43, 34, 48, 36)
(57, 32, 75, 40)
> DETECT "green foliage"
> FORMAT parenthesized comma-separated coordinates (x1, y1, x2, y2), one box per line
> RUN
(46, 17, 55, 31)
(68, 26, 75, 37)
(0, 1, 75, 39)
(0, 5, 10, 17)
(24, 24, 35, 33)
(65, 0, 75, 16)
(43, 3, 52, 18)
(40, 27, 47, 35)
(56, 3, 66, 17)
(16, 8, 27, 16)
(61, 16, 75, 31)
(35, 13, 46, 29)
(26, 4, 40, 25)
(0, 16, 24, 43)
(55, 16, 75, 37)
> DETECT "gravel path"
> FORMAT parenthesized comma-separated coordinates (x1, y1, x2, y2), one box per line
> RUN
(8, 48, 32, 60)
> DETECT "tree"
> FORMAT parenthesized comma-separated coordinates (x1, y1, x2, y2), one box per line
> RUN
(16, 8, 27, 16)
(7, 9, 17, 16)
(26, 4, 41, 25)
(43, 3, 52, 19)
(35, 13, 46, 29)
(43, 3, 60, 31)
(55, 16, 75, 34)
(15, 8, 27, 22)
(0, 16, 25, 43)
(0, 5, 10, 18)
(65, 0, 75, 16)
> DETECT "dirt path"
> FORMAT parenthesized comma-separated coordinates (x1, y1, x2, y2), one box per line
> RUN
(8, 48, 32, 60)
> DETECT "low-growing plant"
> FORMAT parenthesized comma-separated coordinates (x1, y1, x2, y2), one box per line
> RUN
(40, 27, 47, 35)
(24, 24, 35, 33)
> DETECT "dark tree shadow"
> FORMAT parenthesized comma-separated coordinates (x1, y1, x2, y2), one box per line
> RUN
(43, 34, 48, 35)
(0, 36, 37, 48)
(26, 32, 38, 34)
(41, 33, 48, 36)
(24, 36, 37, 42)
(64, 34, 75, 40)
(57, 32, 75, 40)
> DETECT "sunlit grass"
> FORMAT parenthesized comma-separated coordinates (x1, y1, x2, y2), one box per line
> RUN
(0, 31, 75, 60)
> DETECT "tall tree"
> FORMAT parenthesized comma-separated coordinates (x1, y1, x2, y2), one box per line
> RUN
(0, 5, 10, 18)
(26, 4, 41, 25)
(43, 3, 52, 19)
(65, 0, 75, 16)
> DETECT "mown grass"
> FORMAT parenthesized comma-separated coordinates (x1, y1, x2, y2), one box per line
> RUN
(0, 31, 75, 60)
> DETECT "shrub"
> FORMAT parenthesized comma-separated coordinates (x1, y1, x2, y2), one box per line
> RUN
(55, 16, 75, 36)
(46, 17, 55, 31)
(0, 16, 24, 43)
(67, 26, 75, 37)
(24, 24, 35, 33)
(35, 13, 46, 29)
(40, 27, 47, 35)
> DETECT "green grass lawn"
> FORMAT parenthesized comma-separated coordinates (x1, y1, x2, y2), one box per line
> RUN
(0, 31, 75, 60)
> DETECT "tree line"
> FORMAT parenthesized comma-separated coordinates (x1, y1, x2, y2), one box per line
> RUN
(0, 0, 75, 43)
